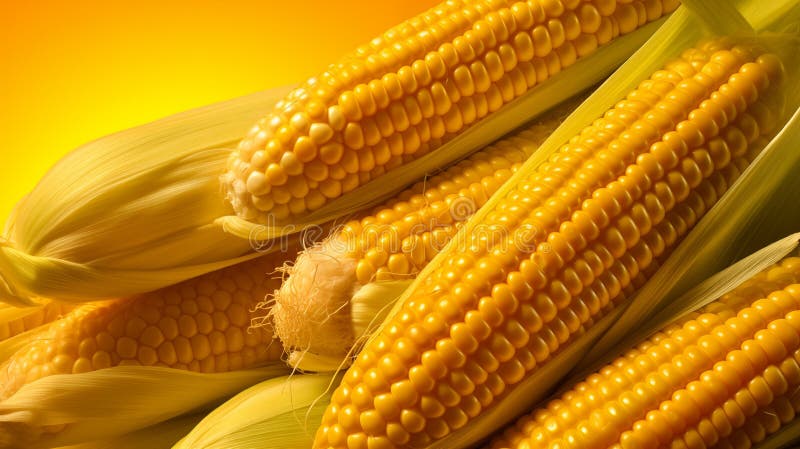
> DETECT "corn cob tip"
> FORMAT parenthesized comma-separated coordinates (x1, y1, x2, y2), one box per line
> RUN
(270, 239, 359, 370)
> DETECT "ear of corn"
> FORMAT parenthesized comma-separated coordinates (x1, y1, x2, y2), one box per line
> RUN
(0, 86, 294, 306)
(681, 0, 754, 35)
(270, 106, 570, 372)
(219, 0, 680, 240)
(311, 5, 797, 444)
(172, 372, 338, 449)
(0, 247, 298, 449)
(488, 254, 800, 449)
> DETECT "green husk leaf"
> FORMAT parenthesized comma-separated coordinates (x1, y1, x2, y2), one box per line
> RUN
(649, 233, 800, 338)
(681, 0, 754, 35)
(0, 86, 293, 305)
(0, 364, 289, 449)
(218, 17, 668, 241)
(57, 413, 202, 449)
(173, 373, 339, 449)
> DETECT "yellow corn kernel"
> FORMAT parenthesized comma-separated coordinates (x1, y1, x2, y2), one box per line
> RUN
(488, 257, 800, 449)
(312, 40, 786, 449)
(0, 249, 293, 399)
(222, 0, 679, 223)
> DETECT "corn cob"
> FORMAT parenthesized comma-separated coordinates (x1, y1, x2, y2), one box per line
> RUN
(0, 248, 293, 400)
(222, 0, 679, 223)
(312, 39, 787, 449)
(271, 114, 563, 370)
(488, 257, 800, 449)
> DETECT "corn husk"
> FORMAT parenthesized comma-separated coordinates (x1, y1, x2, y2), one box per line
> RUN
(56, 413, 202, 449)
(761, 424, 800, 449)
(0, 365, 289, 449)
(0, 324, 46, 364)
(283, 280, 409, 373)
(0, 86, 293, 306)
(172, 373, 339, 449)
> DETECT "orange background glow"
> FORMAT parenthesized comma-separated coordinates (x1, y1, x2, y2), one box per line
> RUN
(0, 0, 439, 224)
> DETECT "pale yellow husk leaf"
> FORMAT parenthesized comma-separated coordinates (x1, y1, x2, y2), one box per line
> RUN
(173, 372, 338, 449)
(0, 86, 292, 306)
(56, 413, 201, 449)
(0, 364, 289, 449)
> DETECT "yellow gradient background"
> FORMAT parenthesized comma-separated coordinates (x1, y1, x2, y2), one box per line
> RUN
(0, 0, 438, 224)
